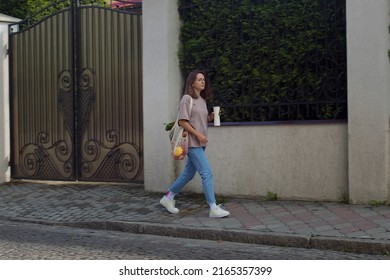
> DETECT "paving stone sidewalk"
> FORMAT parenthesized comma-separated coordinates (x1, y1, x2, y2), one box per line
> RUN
(0, 180, 389, 255)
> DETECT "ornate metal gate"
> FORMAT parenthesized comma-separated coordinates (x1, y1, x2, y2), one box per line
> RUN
(9, 1, 143, 182)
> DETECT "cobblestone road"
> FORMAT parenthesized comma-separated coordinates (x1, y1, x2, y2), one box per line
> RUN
(0, 220, 388, 260)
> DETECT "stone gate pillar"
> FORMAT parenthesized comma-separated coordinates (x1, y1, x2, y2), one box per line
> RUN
(347, 0, 390, 203)
(0, 14, 20, 183)
(142, 0, 182, 192)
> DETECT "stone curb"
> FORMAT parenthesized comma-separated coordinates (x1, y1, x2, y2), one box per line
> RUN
(3, 216, 389, 256)
(69, 220, 312, 249)
(310, 236, 390, 255)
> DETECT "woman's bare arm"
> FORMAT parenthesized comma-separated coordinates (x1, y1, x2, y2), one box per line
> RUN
(179, 120, 208, 143)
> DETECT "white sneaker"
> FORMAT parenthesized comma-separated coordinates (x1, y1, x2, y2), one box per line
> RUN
(209, 205, 230, 218)
(160, 196, 179, 214)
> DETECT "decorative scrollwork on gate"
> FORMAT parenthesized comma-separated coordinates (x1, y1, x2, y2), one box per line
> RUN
(77, 68, 142, 181)
(58, 70, 74, 137)
(80, 129, 142, 180)
(18, 69, 75, 179)
(19, 132, 73, 178)
(78, 68, 96, 135)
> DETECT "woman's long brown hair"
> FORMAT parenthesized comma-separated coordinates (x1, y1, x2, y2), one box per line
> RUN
(184, 70, 212, 100)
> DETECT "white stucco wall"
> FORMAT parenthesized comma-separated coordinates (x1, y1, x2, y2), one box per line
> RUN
(347, 0, 390, 203)
(186, 123, 348, 201)
(0, 14, 20, 183)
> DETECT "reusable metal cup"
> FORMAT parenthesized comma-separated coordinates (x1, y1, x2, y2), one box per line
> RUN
(213, 106, 221, 126)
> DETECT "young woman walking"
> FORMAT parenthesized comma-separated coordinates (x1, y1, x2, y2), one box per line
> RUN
(160, 70, 230, 218)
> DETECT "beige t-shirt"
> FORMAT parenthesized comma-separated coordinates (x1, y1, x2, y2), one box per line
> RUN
(178, 94, 208, 147)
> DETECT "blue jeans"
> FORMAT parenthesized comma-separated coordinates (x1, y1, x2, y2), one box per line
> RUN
(168, 147, 216, 204)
